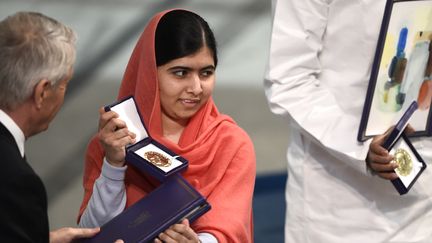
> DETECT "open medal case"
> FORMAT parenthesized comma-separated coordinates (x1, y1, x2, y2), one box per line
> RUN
(382, 101, 427, 195)
(105, 96, 188, 181)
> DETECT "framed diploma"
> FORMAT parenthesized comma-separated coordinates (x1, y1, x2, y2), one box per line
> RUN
(358, 0, 432, 142)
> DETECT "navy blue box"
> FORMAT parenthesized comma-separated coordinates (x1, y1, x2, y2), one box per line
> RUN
(105, 96, 188, 181)
(79, 175, 211, 243)
(382, 101, 427, 195)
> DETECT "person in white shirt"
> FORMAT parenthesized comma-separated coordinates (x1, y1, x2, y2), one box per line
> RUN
(264, 0, 432, 242)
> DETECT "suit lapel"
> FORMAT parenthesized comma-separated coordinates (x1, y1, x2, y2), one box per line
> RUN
(0, 122, 22, 157)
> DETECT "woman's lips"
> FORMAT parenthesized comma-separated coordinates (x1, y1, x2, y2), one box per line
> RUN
(180, 98, 200, 107)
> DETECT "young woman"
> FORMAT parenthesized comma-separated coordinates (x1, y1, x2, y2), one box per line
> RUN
(78, 9, 256, 243)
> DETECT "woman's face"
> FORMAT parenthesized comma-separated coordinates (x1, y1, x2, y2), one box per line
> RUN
(157, 46, 215, 126)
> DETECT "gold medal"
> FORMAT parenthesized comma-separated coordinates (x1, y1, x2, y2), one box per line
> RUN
(144, 151, 172, 167)
(393, 148, 413, 176)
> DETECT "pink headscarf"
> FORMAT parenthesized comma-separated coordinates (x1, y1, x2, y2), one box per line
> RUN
(79, 9, 256, 242)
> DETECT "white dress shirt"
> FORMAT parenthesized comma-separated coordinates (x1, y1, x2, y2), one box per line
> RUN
(0, 109, 25, 157)
(265, 0, 432, 242)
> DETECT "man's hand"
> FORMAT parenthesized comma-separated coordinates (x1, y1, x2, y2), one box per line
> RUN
(49, 227, 99, 243)
(366, 132, 398, 180)
(366, 124, 415, 180)
(50, 227, 124, 243)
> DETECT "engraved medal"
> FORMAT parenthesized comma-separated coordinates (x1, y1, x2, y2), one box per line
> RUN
(394, 148, 413, 176)
(144, 151, 172, 167)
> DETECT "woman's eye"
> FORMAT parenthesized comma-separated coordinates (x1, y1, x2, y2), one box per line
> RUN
(201, 70, 214, 77)
(173, 70, 186, 77)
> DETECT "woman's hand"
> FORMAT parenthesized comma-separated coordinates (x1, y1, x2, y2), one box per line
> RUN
(97, 107, 136, 167)
(154, 219, 200, 243)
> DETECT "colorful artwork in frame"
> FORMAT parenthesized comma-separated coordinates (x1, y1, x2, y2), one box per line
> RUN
(358, 0, 432, 142)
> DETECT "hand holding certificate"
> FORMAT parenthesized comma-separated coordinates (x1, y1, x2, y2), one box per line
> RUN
(79, 175, 210, 243)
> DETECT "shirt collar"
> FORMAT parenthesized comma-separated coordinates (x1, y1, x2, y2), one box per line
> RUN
(0, 109, 25, 157)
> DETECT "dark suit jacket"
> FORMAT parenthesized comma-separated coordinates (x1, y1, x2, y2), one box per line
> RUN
(0, 122, 49, 242)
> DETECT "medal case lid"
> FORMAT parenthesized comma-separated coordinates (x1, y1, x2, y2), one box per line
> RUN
(105, 96, 188, 181)
(105, 96, 149, 143)
(381, 101, 427, 195)
(382, 101, 419, 149)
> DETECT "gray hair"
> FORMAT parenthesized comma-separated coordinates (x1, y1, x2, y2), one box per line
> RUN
(0, 11, 77, 110)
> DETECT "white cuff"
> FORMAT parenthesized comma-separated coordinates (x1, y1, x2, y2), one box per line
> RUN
(102, 157, 127, 181)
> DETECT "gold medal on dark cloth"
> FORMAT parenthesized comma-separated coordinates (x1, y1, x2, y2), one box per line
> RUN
(393, 148, 413, 176)
(144, 151, 171, 167)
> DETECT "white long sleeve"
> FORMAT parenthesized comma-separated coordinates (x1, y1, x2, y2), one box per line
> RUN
(79, 158, 127, 228)
(264, 0, 381, 171)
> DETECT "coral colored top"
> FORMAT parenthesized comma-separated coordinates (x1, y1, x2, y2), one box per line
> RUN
(78, 9, 256, 243)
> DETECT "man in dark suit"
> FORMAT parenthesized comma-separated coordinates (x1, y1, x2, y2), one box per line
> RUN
(0, 11, 100, 243)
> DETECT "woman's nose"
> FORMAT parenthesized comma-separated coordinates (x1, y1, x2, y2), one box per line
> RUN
(187, 74, 203, 95)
